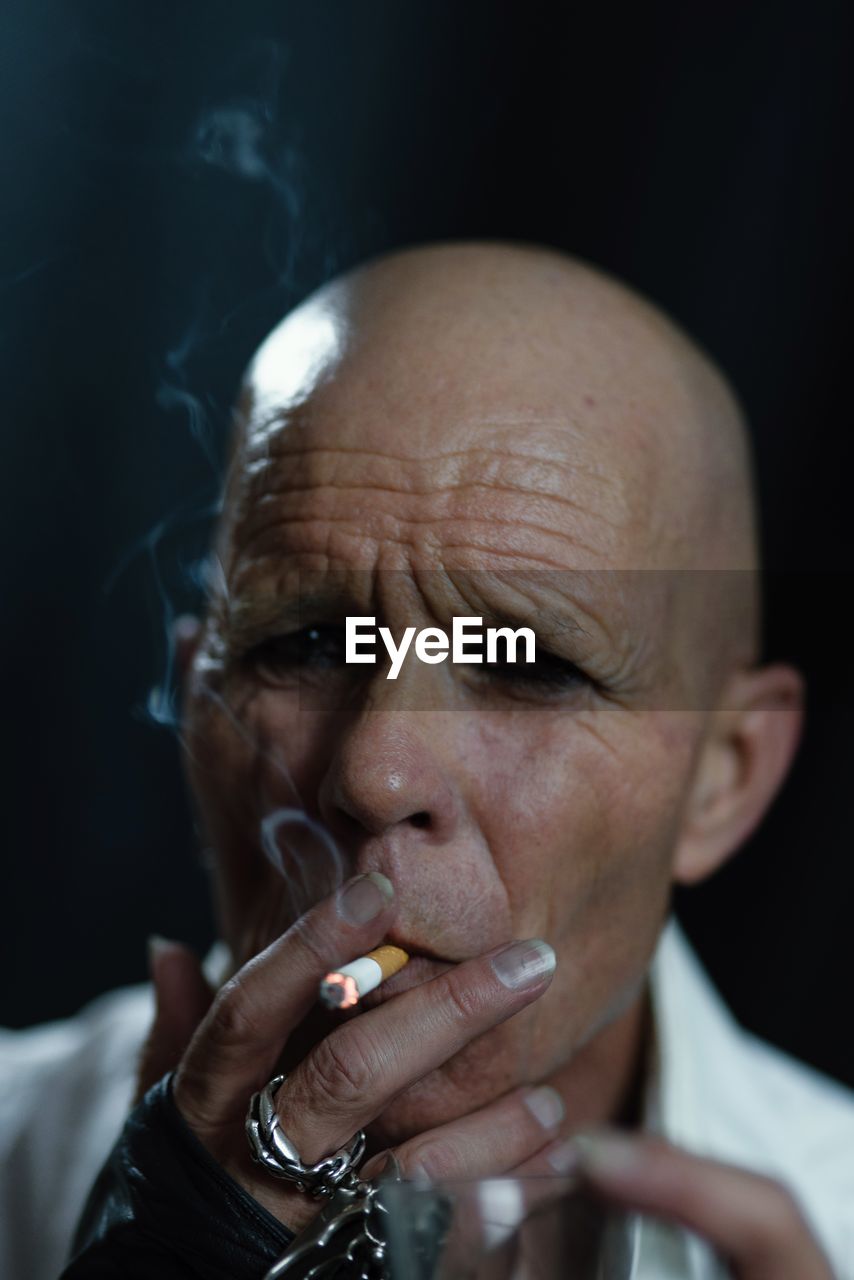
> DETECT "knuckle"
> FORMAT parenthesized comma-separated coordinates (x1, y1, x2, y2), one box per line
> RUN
(309, 1028, 376, 1108)
(172, 1062, 222, 1133)
(433, 971, 484, 1023)
(403, 1138, 459, 1181)
(287, 914, 331, 971)
(643, 1136, 674, 1159)
(721, 1175, 808, 1259)
(205, 979, 262, 1049)
(677, 1181, 713, 1225)
(752, 1180, 806, 1247)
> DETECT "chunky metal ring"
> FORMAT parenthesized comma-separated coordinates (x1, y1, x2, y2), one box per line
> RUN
(245, 1073, 367, 1198)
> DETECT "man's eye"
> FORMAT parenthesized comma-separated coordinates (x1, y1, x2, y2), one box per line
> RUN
(481, 648, 590, 693)
(245, 627, 347, 684)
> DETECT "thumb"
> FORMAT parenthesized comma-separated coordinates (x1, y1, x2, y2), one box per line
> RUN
(136, 937, 214, 1102)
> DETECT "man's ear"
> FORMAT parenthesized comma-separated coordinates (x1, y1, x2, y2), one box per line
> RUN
(173, 614, 202, 682)
(673, 663, 804, 886)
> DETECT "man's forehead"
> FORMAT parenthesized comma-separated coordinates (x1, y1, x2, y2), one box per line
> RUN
(237, 333, 681, 566)
(229, 411, 658, 577)
(230, 245, 753, 578)
(242, 249, 694, 463)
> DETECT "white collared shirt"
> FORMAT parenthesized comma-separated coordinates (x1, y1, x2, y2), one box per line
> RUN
(0, 922, 851, 1279)
(635, 924, 854, 1276)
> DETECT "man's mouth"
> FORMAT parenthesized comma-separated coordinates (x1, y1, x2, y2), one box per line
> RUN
(359, 953, 456, 1009)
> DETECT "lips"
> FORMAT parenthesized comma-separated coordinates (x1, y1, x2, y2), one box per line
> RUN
(359, 953, 456, 1009)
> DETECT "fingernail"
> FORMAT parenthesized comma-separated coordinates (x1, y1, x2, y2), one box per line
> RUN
(360, 1150, 401, 1182)
(523, 1085, 565, 1131)
(146, 935, 173, 976)
(572, 1130, 643, 1176)
(337, 872, 394, 925)
(491, 939, 556, 990)
(545, 1138, 582, 1176)
(360, 1151, 389, 1180)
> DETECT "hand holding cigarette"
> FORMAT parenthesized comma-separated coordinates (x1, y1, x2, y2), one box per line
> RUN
(142, 875, 832, 1280)
(151, 872, 558, 1238)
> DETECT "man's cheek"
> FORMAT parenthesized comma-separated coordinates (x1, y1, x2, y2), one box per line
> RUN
(494, 721, 682, 978)
(189, 683, 321, 814)
(551, 750, 682, 1018)
(565, 713, 694, 856)
(184, 686, 328, 934)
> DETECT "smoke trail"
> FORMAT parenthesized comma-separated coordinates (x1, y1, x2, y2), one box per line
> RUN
(261, 807, 347, 919)
(156, 35, 305, 448)
(143, 42, 346, 921)
(103, 495, 221, 729)
(189, 681, 348, 916)
(148, 51, 307, 714)
(156, 313, 222, 470)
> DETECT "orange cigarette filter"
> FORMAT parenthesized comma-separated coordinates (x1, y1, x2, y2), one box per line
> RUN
(319, 945, 410, 1010)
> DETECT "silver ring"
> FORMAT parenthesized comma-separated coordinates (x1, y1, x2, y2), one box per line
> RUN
(245, 1073, 367, 1198)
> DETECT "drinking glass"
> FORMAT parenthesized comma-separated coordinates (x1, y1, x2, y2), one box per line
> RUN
(377, 1176, 639, 1279)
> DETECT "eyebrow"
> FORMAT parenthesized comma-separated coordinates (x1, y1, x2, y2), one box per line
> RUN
(448, 578, 594, 650)
(479, 603, 592, 655)
(220, 590, 352, 653)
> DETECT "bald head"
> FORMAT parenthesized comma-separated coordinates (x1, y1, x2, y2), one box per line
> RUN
(225, 242, 760, 685)
(244, 243, 756, 563)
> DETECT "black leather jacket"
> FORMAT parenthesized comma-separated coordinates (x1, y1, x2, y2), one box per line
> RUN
(61, 1076, 294, 1278)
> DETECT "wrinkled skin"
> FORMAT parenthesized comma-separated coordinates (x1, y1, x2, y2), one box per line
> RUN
(153, 246, 827, 1274)
(180, 243, 796, 1148)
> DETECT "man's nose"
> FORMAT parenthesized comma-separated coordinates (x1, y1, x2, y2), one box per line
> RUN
(317, 710, 461, 845)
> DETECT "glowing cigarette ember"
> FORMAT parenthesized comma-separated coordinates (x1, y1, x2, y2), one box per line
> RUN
(320, 945, 410, 1009)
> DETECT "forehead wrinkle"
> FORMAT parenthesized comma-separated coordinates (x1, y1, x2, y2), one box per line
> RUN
(232, 479, 629, 549)
(236, 384, 633, 493)
(237, 472, 623, 522)
(225, 435, 640, 576)
(441, 570, 602, 653)
(229, 505, 622, 579)
(239, 463, 622, 512)
(242, 402, 616, 455)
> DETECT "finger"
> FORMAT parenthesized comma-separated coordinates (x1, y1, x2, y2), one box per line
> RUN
(543, 1130, 834, 1280)
(136, 938, 213, 1101)
(174, 872, 396, 1126)
(365, 1106, 585, 1273)
(276, 938, 556, 1162)
(360, 1083, 565, 1181)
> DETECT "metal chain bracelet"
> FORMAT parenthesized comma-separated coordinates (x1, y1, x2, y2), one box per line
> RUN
(247, 1073, 450, 1278)
(262, 1172, 390, 1280)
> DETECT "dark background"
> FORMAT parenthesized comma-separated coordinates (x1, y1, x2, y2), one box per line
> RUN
(1, 2, 852, 1088)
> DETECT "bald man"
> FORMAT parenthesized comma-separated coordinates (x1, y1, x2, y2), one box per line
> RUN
(2, 244, 851, 1279)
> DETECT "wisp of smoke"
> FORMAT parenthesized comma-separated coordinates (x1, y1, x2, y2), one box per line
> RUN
(144, 46, 348, 926)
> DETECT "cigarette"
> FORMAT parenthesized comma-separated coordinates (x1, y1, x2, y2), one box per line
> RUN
(320, 945, 410, 1010)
